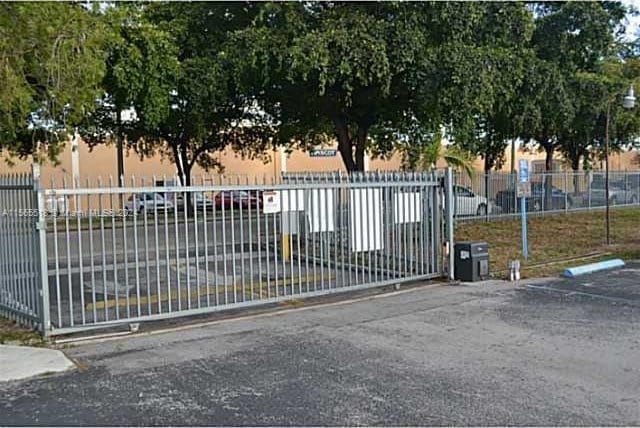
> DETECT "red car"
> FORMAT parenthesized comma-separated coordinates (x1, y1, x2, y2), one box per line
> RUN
(213, 190, 262, 209)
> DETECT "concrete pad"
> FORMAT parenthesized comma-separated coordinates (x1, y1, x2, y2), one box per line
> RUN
(0, 345, 75, 382)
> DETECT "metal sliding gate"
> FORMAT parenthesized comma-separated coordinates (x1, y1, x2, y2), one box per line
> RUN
(0, 166, 48, 330)
(3, 170, 446, 336)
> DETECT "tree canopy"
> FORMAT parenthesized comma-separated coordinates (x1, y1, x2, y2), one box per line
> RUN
(2, 1, 640, 176)
(0, 2, 108, 163)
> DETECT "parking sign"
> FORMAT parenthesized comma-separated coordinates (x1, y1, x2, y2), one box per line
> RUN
(518, 159, 529, 183)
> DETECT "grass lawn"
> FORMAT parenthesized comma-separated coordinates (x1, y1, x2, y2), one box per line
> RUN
(456, 207, 640, 278)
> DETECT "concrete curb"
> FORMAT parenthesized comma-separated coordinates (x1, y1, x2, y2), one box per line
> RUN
(0, 345, 75, 382)
(563, 259, 625, 278)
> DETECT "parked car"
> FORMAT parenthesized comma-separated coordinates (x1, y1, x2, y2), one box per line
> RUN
(214, 190, 262, 209)
(495, 182, 573, 213)
(174, 192, 215, 210)
(586, 177, 638, 206)
(124, 193, 174, 214)
(453, 185, 492, 216)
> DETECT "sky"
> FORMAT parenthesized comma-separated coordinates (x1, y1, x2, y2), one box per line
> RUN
(624, 0, 640, 40)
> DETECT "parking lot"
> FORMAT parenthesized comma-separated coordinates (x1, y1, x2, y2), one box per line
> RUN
(1, 264, 639, 426)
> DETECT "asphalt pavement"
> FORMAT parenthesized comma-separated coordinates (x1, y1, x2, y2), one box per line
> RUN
(1, 263, 639, 426)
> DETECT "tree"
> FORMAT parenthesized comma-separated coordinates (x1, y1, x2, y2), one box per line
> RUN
(401, 131, 475, 177)
(0, 2, 108, 163)
(85, 3, 273, 189)
(232, 2, 533, 172)
(520, 1, 629, 173)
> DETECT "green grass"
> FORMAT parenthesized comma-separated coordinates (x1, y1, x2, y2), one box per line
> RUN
(457, 207, 640, 278)
(0, 317, 45, 346)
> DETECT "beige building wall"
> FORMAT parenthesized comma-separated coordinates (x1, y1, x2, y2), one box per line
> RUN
(2, 139, 638, 186)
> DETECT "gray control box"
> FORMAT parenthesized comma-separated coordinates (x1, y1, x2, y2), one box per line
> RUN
(454, 241, 489, 282)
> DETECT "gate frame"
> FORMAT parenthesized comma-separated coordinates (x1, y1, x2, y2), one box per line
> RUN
(12, 168, 453, 337)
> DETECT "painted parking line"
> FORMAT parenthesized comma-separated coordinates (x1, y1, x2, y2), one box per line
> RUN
(85, 275, 334, 311)
(524, 284, 639, 305)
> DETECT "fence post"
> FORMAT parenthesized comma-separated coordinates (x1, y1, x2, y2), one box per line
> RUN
(32, 164, 50, 336)
(564, 171, 568, 213)
(588, 170, 592, 210)
(444, 167, 455, 281)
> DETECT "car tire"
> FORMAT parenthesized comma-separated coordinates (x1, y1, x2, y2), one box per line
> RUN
(476, 204, 487, 216)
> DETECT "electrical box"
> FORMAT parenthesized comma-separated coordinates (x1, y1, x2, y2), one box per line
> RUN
(454, 241, 489, 282)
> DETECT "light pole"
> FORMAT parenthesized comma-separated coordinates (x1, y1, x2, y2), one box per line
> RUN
(604, 86, 635, 245)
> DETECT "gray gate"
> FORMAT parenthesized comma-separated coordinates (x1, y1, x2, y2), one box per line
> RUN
(4, 169, 447, 336)
(0, 165, 48, 331)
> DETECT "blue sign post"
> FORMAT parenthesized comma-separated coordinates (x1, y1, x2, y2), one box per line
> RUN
(519, 159, 529, 261)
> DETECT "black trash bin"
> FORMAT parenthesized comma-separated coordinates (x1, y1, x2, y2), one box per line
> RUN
(454, 241, 489, 282)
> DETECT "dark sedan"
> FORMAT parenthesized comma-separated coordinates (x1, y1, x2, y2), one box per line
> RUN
(213, 190, 262, 209)
(495, 182, 574, 214)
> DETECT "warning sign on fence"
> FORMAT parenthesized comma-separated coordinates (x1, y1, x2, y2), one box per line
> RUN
(262, 191, 280, 214)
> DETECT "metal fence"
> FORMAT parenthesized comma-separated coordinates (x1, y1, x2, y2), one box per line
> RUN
(0, 166, 47, 330)
(451, 170, 640, 221)
(35, 171, 443, 336)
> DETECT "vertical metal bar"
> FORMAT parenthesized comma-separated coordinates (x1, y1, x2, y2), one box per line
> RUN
(109, 176, 119, 320)
(286, 186, 293, 296)
(87, 178, 97, 323)
(132, 177, 141, 317)
(331, 174, 338, 289)
(183, 181, 191, 309)
(164, 177, 171, 313)
(264, 178, 271, 299)
(193, 185, 201, 308)
(33, 165, 50, 334)
(122, 180, 130, 319)
(98, 178, 108, 322)
(230, 186, 238, 303)
(368, 176, 375, 284)
(212, 183, 219, 306)
(51, 178, 62, 327)
(221, 186, 228, 304)
(247, 177, 254, 301)
(319, 183, 325, 290)
(142, 178, 153, 313)
(153, 177, 161, 313)
(256, 176, 263, 300)
(14, 176, 24, 319)
(304, 180, 310, 292)
(296, 178, 303, 295)
(238, 178, 246, 302)
(359, 174, 366, 285)
(285, 187, 292, 296)
(174, 178, 181, 311)
(202, 176, 210, 307)
(63, 176, 73, 326)
(272, 176, 279, 297)
(311, 175, 318, 290)
(445, 168, 455, 280)
(76, 180, 85, 324)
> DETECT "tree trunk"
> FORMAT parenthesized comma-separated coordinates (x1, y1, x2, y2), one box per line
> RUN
(544, 143, 554, 210)
(171, 143, 194, 216)
(354, 126, 367, 172)
(571, 156, 581, 194)
(334, 119, 357, 172)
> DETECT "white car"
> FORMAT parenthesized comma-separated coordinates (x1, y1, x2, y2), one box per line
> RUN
(453, 185, 491, 216)
(124, 193, 174, 214)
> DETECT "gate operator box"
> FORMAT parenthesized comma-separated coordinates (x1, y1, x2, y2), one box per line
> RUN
(454, 241, 489, 282)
